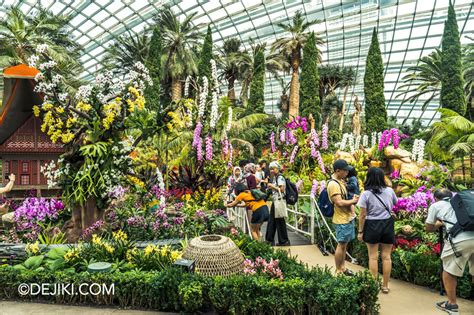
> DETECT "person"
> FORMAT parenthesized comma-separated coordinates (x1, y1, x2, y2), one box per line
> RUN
(243, 163, 258, 190)
(239, 159, 249, 169)
(346, 166, 360, 199)
(265, 161, 290, 246)
(346, 166, 359, 220)
(0, 174, 15, 194)
(357, 167, 397, 293)
(327, 159, 359, 275)
(225, 183, 269, 240)
(227, 166, 244, 199)
(425, 188, 474, 314)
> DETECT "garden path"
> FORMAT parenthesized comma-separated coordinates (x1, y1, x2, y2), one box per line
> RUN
(284, 245, 474, 315)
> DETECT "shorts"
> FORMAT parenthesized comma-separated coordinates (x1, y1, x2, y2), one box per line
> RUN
(363, 218, 395, 244)
(251, 205, 269, 224)
(335, 220, 355, 243)
(441, 238, 474, 277)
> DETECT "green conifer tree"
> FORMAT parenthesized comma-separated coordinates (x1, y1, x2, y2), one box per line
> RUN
(198, 26, 213, 84)
(440, 2, 466, 115)
(300, 32, 321, 125)
(364, 28, 387, 132)
(249, 47, 265, 113)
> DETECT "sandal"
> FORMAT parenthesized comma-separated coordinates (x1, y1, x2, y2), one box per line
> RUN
(381, 287, 390, 294)
(343, 269, 355, 276)
(436, 301, 459, 314)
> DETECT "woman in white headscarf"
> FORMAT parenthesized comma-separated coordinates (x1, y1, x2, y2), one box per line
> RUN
(227, 166, 243, 199)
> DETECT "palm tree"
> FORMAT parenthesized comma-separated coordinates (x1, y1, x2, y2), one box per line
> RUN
(218, 38, 243, 104)
(396, 43, 474, 120)
(318, 64, 345, 99)
(102, 32, 150, 76)
(0, 6, 83, 89)
(157, 7, 202, 102)
(272, 11, 322, 118)
(428, 108, 474, 180)
(339, 66, 357, 130)
(396, 49, 442, 111)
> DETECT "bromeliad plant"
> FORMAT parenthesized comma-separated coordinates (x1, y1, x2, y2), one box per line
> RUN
(29, 44, 155, 240)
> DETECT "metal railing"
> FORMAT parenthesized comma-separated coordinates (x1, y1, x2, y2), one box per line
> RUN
(225, 194, 252, 237)
(286, 194, 356, 263)
(285, 194, 315, 244)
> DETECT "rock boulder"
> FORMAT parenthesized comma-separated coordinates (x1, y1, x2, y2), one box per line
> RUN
(400, 162, 421, 179)
(335, 151, 355, 164)
(384, 146, 412, 160)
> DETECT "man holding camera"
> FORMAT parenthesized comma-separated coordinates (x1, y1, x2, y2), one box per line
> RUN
(425, 188, 474, 314)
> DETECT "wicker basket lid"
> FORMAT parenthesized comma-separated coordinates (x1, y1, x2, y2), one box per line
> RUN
(182, 235, 244, 277)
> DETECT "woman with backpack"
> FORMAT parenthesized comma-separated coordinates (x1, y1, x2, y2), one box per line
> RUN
(225, 183, 269, 240)
(357, 167, 398, 294)
(265, 161, 290, 246)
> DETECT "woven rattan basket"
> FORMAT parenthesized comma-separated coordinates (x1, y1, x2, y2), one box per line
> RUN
(182, 235, 244, 276)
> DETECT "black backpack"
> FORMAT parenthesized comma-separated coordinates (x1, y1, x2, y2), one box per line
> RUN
(448, 190, 474, 237)
(278, 175, 298, 205)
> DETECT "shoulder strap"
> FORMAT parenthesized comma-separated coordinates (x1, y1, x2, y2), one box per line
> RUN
(331, 179, 347, 200)
(370, 190, 391, 215)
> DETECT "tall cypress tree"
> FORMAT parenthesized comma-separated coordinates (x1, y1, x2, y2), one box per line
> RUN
(198, 26, 213, 83)
(249, 47, 266, 113)
(364, 27, 387, 132)
(145, 25, 161, 113)
(440, 2, 466, 116)
(300, 32, 321, 125)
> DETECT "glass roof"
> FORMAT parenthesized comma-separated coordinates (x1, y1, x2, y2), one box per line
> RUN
(1, 0, 473, 125)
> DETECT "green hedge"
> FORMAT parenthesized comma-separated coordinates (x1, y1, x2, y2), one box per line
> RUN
(0, 265, 379, 314)
(351, 241, 472, 299)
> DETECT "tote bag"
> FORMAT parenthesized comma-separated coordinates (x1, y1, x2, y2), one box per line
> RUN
(274, 192, 288, 218)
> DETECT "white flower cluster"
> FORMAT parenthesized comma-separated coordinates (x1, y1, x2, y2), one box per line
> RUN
(40, 160, 60, 188)
(209, 90, 219, 129)
(362, 135, 369, 147)
(184, 76, 191, 98)
(28, 55, 39, 68)
(34, 72, 44, 82)
(52, 74, 62, 85)
(101, 168, 125, 198)
(371, 132, 377, 147)
(76, 85, 94, 102)
(348, 134, 355, 153)
(210, 59, 218, 88)
(198, 76, 208, 117)
(36, 44, 49, 54)
(58, 93, 68, 102)
(156, 167, 166, 206)
(129, 61, 152, 91)
(412, 139, 426, 163)
(96, 71, 114, 89)
(34, 81, 56, 94)
(37, 60, 57, 71)
(340, 133, 348, 150)
(226, 106, 232, 132)
(355, 135, 361, 151)
(377, 132, 382, 145)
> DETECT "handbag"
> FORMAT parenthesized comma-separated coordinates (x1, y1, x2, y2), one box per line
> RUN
(274, 192, 288, 218)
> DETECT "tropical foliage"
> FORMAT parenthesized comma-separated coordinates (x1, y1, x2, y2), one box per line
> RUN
(300, 32, 321, 126)
(272, 10, 322, 118)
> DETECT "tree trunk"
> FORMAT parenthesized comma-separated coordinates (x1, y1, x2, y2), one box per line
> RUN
(339, 85, 350, 131)
(171, 78, 182, 102)
(66, 198, 102, 242)
(241, 79, 250, 107)
(289, 66, 300, 118)
(227, 76, 236, 104)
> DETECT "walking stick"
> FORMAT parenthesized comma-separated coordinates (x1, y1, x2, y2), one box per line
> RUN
(438, 226, 445, 296)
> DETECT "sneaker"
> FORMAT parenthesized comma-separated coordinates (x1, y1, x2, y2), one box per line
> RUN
(343, 269, 355, 276)
(276, 241, 291, 246)
(436, 301, 459, 314)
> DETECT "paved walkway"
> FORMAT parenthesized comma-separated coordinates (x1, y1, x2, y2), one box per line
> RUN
(284, 245, 474, 315)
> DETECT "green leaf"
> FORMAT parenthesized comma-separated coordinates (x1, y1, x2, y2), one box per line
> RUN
(24, 255, 44, 269)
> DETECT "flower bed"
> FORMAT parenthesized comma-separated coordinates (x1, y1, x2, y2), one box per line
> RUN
(0, 233, 380, 314)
